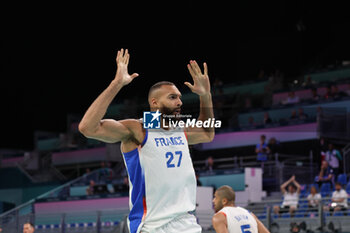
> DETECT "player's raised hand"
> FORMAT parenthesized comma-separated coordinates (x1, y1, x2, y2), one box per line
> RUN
(114, 48, 139, 86)
(185, 60, 211, 96)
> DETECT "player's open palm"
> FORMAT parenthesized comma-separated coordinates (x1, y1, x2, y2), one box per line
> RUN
(185, 60, 211, 96)
(114, 48, 139, 86)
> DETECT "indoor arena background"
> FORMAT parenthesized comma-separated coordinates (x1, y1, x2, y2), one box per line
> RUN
(1, 1, 350, 233)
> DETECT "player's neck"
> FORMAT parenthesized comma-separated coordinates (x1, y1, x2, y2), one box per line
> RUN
(224, 203, 235, 208)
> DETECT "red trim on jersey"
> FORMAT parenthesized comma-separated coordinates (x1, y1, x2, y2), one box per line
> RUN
(142, 197, 147, 221)
(184, 130, 188, 141)
(218, 211, 226, 217)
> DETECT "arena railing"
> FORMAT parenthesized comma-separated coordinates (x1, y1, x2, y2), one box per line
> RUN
(0, 168, 130, 232)
(194, 153, 318, 190)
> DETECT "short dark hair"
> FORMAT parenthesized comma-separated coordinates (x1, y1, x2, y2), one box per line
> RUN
(335, 182, 342, 186)
(148, 81, 175, 99)
(24, 222, 34, 228)
(216, 185, 235, 203)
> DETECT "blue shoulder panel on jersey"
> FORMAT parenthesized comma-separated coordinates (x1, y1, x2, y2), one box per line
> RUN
(141, 129, 148, 147)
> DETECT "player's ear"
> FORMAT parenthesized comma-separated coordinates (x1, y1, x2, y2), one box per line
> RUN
(222, 198, 228, 205)
(151, 97, 158, 107)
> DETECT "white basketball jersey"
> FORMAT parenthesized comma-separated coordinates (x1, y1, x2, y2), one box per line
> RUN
(122, 127, 197, 233)
(219, 206, 258, 233)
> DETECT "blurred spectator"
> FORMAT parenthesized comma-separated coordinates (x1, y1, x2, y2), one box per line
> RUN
(315, 161, 334, 186)
(82, 168, 92, 184)
(325, 143, 342, 178)
(324, 182, 348, 215)
(324, 86, 333, 100)
(273, 175, 301, 217)
(298, 108, 308, 120)
(99, 161, 114, 181)
(310, 88, 320, 102)
(290, 110, 298, 120)
(114, 176, 129, 193)
(86, 180, 95, 195)
(255, 135, 270, 162)
(307, 185, 321, 210)
(316, 106, 324, 123)
(302, 75, 316, 88)
(331, 85, 348, 100)
(263, 112, 272, 125)
(267, 137, 281, 155)
(106, 162, 115, 180)
(267, 69, 284, 91)
(283, 91, 300, 105)
(204, 156, 216, 172)
(315, 137, 328, 165)
(59, 133, 68, 149)
(23, 222, 35, 233)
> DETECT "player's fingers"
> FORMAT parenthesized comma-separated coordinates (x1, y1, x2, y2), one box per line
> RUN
(192, 60, 202, 75)
(125, 52, 130, 65)
(189, 60, 198, 75)
(125, 49, 129, 61)
(184, 82, 194, 90)
(187, 63, 196, 79)
(203, 62, 208, 76)
(120, 48, 125, 62)
(130, 73, 139, 79)
(116, 50, 120, 63)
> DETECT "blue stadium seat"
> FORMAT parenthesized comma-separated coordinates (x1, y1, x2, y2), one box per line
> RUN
(320, 183, 332, 196)
(346, 182, 350, 193)
(337, 174, 347, 185)
(333, 212, 344, 217)
(300, 184, 308, 197)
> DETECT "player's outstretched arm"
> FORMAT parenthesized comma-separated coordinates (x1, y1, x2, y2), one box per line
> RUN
(184, 60, 215, 145)
(212, 213, 229, 233)
(79, 49, 140, 143)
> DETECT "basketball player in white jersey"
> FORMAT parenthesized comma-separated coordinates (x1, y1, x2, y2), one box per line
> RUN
(212, 185, 270, 233)
(79, 49, 214, 233)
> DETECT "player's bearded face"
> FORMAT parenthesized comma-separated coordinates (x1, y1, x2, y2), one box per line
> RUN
(213, 194, 224, 212)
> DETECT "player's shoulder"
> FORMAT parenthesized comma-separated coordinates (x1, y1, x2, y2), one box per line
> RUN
(119, 118, 144, 135)
(212, 211, 227, 223)
(234, 206, 251, 215)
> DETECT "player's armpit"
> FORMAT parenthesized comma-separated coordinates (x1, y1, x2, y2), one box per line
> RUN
(212, 213, 229, 233)
(81, 119, 140, 144)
